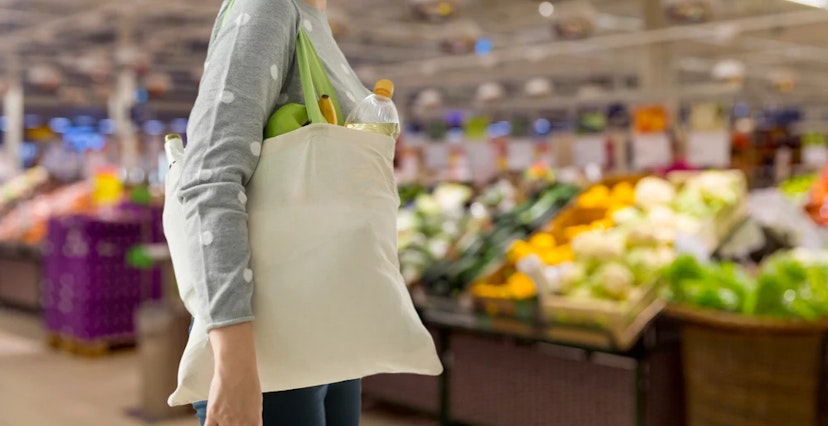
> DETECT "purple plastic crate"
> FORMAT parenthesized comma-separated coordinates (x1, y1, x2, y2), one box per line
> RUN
(42, 214, 150, 341)
(117, 202, 165, 300)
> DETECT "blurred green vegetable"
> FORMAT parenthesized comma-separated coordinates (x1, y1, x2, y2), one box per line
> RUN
(665, 250, 828, 320)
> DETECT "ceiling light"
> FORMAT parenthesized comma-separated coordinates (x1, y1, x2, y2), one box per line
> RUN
(539, 1, 555, 18)
(786, 0, 828, 7)
(711, 59, 745, 81)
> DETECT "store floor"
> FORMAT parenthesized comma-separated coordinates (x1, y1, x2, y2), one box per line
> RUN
(0, 308, 434, 426)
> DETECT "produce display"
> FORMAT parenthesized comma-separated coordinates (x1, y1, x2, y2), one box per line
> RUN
(473, 171, 747, 306)
(419, 182, 580, 297)
(397, 182, 479, 284)
(0, 182, 94, 244)
(805, 166, 828, 226)
(665, 250, 828, 320)
(0, 167, 51, 214)
(472, 180, 636, 301)
(780, 173, 817, 205)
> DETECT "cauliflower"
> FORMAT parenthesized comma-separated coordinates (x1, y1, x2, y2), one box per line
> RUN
(687, 171, 743, 207)
(554, 262, 586, 294)
(674, 213, 703, 236)
(676, 171, 745, 216)
(433, 183, 473, 214)
(626, 223, 659, 247)
(592, 262, 635, 301)
(426, 237, 451, 259)
(645, 206, 679, 245)
(635, 177, 676, 210)
(611, 207, 642, 226)
(571, 229, 626, 261)
(414, 194, 441, 217)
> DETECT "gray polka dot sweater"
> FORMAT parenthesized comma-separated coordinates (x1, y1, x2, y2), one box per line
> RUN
(177, 0, 370, 330)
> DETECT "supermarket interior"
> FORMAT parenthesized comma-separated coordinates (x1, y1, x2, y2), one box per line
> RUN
(5, 0, 828, 425)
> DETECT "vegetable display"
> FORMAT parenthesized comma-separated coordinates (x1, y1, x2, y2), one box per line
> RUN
(473, 171, 747, 306)
(665, 250, 828, 320)
(397, 183, 478, 284)
(419, 183, 580, 297)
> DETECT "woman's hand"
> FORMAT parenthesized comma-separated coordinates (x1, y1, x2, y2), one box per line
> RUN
(205, 322, 263, 426)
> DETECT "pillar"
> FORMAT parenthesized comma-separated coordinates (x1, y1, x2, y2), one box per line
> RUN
(3, 54, 24, 176)
(109, 12, 139, 179)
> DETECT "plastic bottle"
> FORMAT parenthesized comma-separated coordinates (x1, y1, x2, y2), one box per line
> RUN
(345, 79, 400, 139)
(164, 133, 185, 166)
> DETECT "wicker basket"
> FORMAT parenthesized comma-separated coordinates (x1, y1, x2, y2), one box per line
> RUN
(666, 304, 828, 426)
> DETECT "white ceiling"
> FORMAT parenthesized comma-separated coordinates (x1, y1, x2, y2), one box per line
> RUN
(3, 0, 828, 117)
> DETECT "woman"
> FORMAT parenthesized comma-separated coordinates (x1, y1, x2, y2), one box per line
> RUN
(177, 0, 370, 424)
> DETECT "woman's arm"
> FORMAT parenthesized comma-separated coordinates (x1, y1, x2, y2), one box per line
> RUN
(178, 0, 300, 423)
(178, 0, 298, 331)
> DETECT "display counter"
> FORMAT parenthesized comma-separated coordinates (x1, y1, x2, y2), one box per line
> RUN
(364, 301, 685, 426)
(0, 242, 42, 310)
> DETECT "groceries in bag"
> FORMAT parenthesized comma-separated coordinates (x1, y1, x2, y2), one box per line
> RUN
(345, 79, 400, 139)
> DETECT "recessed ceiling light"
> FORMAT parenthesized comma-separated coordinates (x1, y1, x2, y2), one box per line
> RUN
(539, 1, 555, 18)
(786, 0, 828, 8)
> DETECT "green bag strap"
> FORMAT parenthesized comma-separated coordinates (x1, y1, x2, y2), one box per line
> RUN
(296, 28, 344, 125)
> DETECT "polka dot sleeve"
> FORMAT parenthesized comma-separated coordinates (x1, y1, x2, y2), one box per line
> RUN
(176, 0, 300, 330)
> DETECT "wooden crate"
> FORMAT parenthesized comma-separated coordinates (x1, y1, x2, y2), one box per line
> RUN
(539, 281, 664, 350)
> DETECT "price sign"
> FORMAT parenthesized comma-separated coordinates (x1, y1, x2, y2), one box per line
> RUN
(573, 135, 607, 168)
(423, 143, 449, 171)
(632, 133, 672, 170)
(687, 131, 730, 168)
(508, 138, 535, 170)
(464, 142, 496, 183)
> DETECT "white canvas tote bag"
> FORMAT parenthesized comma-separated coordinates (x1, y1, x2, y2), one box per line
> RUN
(165, 29, 442, 406)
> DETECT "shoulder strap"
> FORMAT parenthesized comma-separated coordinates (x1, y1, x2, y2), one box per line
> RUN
(296, 28, 344, 125)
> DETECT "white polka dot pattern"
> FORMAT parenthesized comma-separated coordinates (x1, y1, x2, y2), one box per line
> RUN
(303, 19, 313, 31)
(201, 231, 214, 246)
(221, 90, 235, 104)
(200, 170, 214, 181)
(238, 191, 248, 204)
(244, 268, 253, 283)
(236, 13, 251, 26)
(250, 141, 262, 156)
(270, 64, 280, 81)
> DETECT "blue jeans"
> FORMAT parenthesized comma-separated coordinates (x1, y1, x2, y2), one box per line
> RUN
(193, 379, 361, 426)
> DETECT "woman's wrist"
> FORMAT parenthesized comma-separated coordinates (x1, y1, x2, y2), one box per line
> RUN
(209, 321, 258, 375)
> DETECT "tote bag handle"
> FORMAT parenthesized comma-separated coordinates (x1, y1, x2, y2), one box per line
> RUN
(296, 29, 344, 126)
